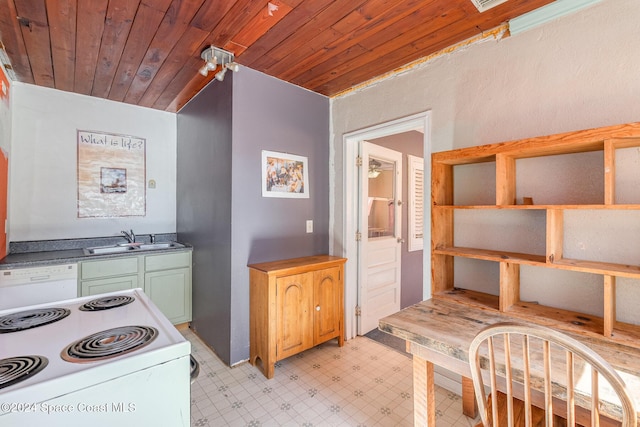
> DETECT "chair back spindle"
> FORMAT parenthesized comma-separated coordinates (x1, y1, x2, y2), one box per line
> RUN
(469, 322, 637, 427)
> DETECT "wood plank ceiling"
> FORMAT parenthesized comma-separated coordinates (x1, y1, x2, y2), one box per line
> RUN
(0, 0, 554, 112)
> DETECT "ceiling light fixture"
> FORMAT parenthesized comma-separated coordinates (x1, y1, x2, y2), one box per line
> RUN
(198, 45, 239, 81)
(198, 55, 217, 76)
(368, 159, 382, 179)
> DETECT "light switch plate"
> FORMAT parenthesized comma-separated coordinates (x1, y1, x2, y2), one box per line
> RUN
(306, 220, 313, 233)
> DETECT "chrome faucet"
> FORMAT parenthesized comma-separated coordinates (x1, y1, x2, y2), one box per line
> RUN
(121, 229, 135, 243)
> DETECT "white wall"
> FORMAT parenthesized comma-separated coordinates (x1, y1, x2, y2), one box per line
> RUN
(331, 0, 640, 323)
(10, 83, 177, 241)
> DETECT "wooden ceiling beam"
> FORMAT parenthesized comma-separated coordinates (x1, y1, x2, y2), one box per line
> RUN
(314, 25, 481, 95)
(91, 0, 139, 98)
(237, 0, 335, 66)
(74, 0, 107, 95)
(0, 0, 32, 83)
(138, 25, 208, 109)
(189, 0, 236, 33)
(123, 0, 206, 106)
(250, 0, 367, 72)
(14, 0, 54, 87)
(207, 0, 269, 49)
(223, 0, 294, 57)
(300, 2, 465, 91)
(272, 0, 433, 82)
(46, 0, 76, 93)
(108, 0, 172, 102)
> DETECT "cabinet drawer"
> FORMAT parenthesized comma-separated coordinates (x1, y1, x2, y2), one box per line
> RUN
(81, 275, 139, 296)
(145, 251, 191, 272)
(80, 257, 139, 280)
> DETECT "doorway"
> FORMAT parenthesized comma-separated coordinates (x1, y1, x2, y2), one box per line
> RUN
(342, 112, 432, 339)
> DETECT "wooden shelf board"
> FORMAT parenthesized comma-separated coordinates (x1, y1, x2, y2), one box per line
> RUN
(433, 204, 640, 210)
(506, 301, 640, 350)
(552, 258, 640, 279)
(433, 288, 500, 311)
(433, 246, 546, 265)
(433, 247, 640, 278)
(432, 122, 640, 165)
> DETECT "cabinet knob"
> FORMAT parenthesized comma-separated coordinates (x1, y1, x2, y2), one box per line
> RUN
(316, 305, 321, 311)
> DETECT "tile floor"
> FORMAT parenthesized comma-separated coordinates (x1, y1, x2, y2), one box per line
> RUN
(184, 329, 477, 426)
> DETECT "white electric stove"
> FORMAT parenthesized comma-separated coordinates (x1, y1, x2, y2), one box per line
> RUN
(0, 288, 191, 426)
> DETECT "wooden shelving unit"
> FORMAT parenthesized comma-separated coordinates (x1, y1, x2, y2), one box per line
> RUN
(431, 122, 640, 348)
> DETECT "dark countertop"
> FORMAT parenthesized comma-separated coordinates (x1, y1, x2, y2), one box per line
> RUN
(0, 234, 192, 269)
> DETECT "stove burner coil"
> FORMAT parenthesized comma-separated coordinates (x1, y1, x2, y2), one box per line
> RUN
(61, 325, 158, 363)
(0, 355, 48, 389)
(79, 295, 135, 311)
(0, 308, 71, 333)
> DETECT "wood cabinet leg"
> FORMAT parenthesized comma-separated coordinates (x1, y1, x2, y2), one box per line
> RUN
(265, 362, 274, 379)
(413, 356, 436, 426)
(462, 376, 478, 418)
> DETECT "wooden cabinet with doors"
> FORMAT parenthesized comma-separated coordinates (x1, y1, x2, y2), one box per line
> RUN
(249, 255, 346, 379)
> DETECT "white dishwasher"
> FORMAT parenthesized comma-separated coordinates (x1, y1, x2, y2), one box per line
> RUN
(0, 264, 78, 310)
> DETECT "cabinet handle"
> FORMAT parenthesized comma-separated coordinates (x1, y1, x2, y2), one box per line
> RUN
(316, 305, 321, 311)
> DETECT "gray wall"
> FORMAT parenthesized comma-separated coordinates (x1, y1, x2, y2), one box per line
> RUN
(370, 131, 424, 308)
(177, 67, 330, 365)
(177, 74, 234, 363)
(230, 68, 330, 364)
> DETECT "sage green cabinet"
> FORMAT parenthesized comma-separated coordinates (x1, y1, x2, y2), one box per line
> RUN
(79, 257, 140, 296)
(144, 251, 192, 324)
(78, 250, 192, 324)
(81, 275, 140, 296)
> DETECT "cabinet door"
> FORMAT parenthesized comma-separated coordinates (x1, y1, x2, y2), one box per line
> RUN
(81, 275, 139, 296)
(276, 273, 313, 360)
(313, 267, 343, 345)
(144, 268, 191, 324)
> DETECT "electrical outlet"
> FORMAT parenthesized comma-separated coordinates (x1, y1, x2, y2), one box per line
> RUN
(306, 220, 313, 233)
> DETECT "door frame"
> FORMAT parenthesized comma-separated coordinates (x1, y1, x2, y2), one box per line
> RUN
(342, 111, 432, 339)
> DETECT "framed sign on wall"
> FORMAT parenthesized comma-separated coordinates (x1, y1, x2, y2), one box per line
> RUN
(77, 130, 146, 217)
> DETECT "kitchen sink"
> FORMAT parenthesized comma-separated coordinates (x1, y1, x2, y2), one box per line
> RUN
(83, 242, 185, 255)
(138, 242, 183, 250)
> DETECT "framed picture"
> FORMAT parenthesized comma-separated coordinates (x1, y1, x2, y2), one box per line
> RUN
(77, 130, 146, 217)
(262, 150, 309, 198)
(100, 167, 127, 193)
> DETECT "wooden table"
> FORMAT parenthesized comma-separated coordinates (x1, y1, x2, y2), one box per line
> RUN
(379, 298, 640, 426)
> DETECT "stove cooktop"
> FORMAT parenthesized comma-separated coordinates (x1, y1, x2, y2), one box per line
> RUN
(0, 288, 190, 400)
(0, 307, 71, 333)
(0, 355, 49, 390)
(78, 295, 135, 312)
(61, 325, 158, 363)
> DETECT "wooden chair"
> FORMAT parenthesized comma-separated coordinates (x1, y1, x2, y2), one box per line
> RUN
(469, 322, 637, 427)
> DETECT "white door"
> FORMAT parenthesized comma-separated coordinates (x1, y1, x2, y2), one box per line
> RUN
(358, 141, 403, 334)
